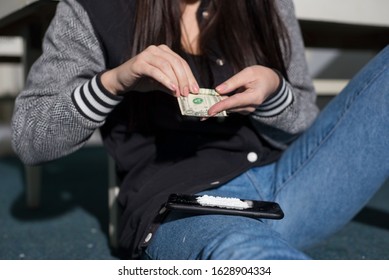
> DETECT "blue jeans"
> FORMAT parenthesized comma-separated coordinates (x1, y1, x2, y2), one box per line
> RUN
(143, 46, 389, 259)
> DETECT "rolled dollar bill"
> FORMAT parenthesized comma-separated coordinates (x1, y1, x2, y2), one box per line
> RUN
(178, 89, 227, 117)
(197, 88, 219, 96)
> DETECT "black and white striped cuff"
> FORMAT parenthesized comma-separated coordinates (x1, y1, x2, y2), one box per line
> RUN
(253, 76, 293, 117)
(72, 74, 123, 122)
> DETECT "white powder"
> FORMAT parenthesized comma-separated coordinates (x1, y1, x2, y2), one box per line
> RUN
(196, 195, 253, 210)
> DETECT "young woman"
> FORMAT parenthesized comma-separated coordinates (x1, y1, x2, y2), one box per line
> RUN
(11, 0, 388, 259)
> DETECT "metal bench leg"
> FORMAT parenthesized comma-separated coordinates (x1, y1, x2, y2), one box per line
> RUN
(25, 165, 42, 208)
(108, 156, 119, 248)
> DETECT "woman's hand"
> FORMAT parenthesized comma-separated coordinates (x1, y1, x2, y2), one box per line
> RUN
(208, 65, 280, 116)
(101, 44, 199, 97)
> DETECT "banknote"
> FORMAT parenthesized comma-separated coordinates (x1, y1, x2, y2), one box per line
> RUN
(177, 88, 227, 117)
(197, 88, 219, 96)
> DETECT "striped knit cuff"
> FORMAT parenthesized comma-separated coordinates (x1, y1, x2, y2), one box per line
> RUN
(71, 73, 123, 122)
(253, 74, 293, 117)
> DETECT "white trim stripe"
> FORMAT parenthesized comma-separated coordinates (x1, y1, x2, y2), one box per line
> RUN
(73, 85, 106, 122)
(82, 82, 112, 114)
(91, 76, 121, 106)
(258, 88, 289, 111)
(260, 78, 286, 108)
(253, 88, 293, 117)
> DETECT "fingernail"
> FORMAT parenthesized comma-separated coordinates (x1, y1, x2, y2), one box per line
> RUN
(170, 83, 177, 91)
(215, 84, 226, 93)
(192, 84, 199, 93)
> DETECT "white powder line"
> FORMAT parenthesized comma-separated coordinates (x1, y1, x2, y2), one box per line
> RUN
(196, 195, 253, 210)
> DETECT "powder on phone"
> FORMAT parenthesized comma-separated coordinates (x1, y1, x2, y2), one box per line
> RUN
(196, 195, 253, 210)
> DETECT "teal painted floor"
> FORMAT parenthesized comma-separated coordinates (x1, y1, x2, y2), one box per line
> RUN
(1, 146, 388, 260)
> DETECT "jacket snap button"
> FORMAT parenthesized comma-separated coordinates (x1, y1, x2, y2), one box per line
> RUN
(159, 207, 167, 215)
(247, 152, 258, 163)
(216, 59, 224, 66)
(144, 233, 153, 243)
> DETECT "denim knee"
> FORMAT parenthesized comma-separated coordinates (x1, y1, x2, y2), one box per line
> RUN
(197, 227, 310, 260)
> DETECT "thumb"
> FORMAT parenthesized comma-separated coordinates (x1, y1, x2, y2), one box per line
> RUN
(215, 69, 250, 95)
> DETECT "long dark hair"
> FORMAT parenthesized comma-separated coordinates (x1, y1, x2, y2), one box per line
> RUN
(132, 0, 290, 77)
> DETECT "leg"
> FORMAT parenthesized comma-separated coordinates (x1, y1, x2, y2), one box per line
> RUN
(143, 213, 309, 260)
(25, 165, 42, 208)
(143, 168, 309, 260)
(144, 46, 389, 259)
(268, 46, 389, 249)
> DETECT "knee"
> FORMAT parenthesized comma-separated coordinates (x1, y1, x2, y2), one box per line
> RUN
(198, 230, 309, 260)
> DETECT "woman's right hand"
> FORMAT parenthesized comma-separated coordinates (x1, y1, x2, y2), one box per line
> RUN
(100, 44, 199, 97)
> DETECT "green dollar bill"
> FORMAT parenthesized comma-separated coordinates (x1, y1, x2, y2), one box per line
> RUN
(177, 89, 227, 117)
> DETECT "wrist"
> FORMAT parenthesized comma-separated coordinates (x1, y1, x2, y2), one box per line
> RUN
(254, 69, 293, 117)
(100, 69, 124, 96)
(265, 68, 282, 101)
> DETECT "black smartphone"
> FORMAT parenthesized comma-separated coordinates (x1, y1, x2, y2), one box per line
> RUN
(165, 193, 284, 219)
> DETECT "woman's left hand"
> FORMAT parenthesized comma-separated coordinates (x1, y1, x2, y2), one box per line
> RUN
(208, 65, 280, 116)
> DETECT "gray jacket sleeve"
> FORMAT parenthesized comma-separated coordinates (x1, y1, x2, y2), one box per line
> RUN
(12, 0, 318, 165)
(11, 0, 121, 165)
(250, 0, 319, 148)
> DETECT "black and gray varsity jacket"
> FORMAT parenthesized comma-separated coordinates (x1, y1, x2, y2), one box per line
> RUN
(11, 0, 319, 258)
